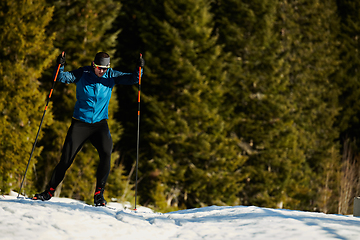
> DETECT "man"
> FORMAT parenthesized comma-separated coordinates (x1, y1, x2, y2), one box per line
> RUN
(33, 52, 144, 206)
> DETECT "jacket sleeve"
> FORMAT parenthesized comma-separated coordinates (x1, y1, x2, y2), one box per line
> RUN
(54, 66, 83, 84)
(112, 68, 143, 85)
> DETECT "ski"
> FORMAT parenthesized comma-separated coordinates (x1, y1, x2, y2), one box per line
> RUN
(14, 195, 127, 212)
(94, 205, 117, 211)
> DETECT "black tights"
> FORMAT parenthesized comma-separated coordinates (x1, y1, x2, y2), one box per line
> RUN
(48, 118, 113, 190)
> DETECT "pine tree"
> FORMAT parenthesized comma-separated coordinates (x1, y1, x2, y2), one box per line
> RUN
(333, 0, 360, 214)
(335, 0, 360, 146)
(0, 0, 56, 194)
(115, 0, 247, 210)
(211, 0, 340, 211)
(277, 0, 340, 211)
(211, 0, 304, 208)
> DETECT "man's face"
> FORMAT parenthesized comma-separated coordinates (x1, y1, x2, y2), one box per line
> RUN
(93, 62, 108, 77)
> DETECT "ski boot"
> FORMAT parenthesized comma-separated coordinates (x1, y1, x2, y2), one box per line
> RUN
(33, 187, 55, 201)
(94, 187, 107, 207)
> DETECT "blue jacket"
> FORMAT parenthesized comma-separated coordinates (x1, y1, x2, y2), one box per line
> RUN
(56, 65, 141, 123)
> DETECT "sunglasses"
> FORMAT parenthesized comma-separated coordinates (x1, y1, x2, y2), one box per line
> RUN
(94, 63, 109, 71)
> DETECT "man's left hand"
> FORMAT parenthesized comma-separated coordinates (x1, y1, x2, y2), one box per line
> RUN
(137, 56, 145, 68)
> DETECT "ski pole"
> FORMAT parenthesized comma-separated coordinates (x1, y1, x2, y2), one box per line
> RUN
(134, 53, 143, 210)
(17, 52, 64, 198)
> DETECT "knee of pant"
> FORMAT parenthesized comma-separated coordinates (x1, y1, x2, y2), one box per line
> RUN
(100, 145, 112, 158)
(59, 159, 73, 170)
(100, 151, 112, 161)
(97, 146, 112, 159)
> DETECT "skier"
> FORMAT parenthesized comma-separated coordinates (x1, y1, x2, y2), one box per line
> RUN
(33, 51, 144, 206)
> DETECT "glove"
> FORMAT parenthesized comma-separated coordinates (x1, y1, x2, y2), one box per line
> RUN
(56, 52, 66, 66)
(137, 56, 145, 68)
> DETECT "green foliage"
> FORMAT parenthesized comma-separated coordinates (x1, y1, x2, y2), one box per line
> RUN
(0, 0, 358, 214)
(0, 0, 56, 194)
(115, 0, 247, 211)
(335, 0, 360, 145)
(212, 0, 340, 211)
(213, 0, 299, 208)
(276, 0, 340, 211)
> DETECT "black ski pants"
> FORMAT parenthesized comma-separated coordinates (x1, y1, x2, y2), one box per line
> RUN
(48, 118, 113, 190)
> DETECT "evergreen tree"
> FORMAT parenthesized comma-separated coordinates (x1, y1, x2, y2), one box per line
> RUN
(212, 0, 340, 211)
(335, 0, 360, 147)
(333, 0, 360, 214)
(115, 0, 246, 211)
(0, 0, 56, 194)
(211, 0, 307, 209)
(277, 0, 340, 211)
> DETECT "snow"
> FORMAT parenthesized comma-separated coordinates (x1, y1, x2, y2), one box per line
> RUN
(1, 191, 360, 240)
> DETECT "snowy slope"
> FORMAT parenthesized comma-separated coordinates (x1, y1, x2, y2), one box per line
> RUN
(1, 192, 360, 240)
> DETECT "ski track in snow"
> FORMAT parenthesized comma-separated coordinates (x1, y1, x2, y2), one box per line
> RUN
(1, 193, 360, 240)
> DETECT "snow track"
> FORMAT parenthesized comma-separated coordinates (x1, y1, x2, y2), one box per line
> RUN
(1, 193, 360, 240)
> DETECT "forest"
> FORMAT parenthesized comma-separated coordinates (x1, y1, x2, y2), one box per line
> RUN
(0, 0, 360, 214)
